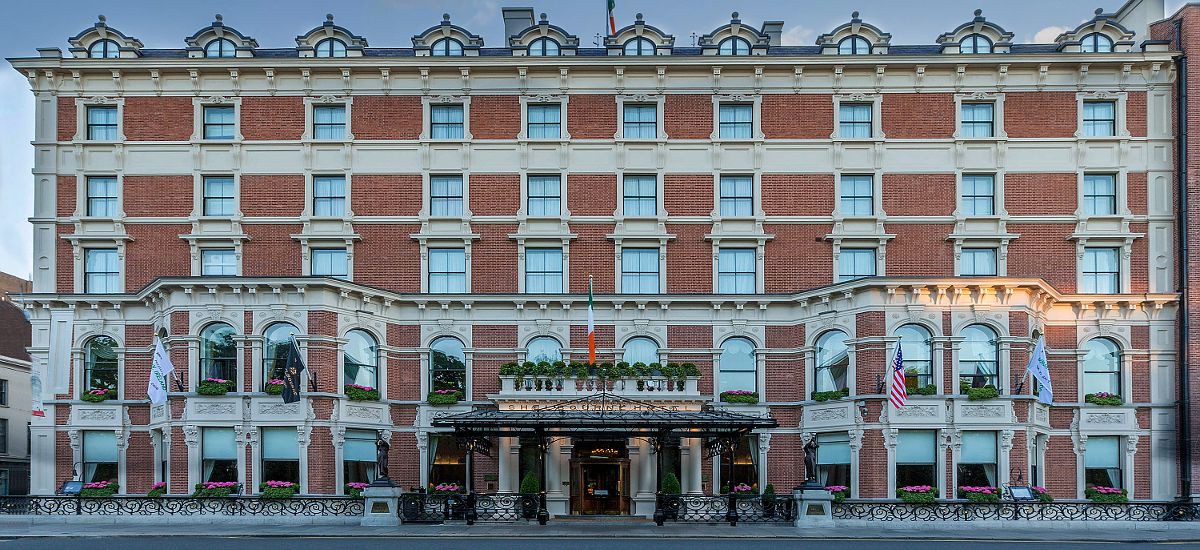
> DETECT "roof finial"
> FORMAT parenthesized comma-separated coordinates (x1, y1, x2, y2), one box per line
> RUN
(215, 13, 223, 23)
(97, 14, 106, 23)
(1095, 7, 1104, 15)
(731, 11, 739, 19)
(636, 12, 643, 21)
(974, 9, 982, 17)
(326, 13, 334, 23)
(539, 12, 548, 22)
(442, 13, 450, 22)
(851, 11, 860, 19)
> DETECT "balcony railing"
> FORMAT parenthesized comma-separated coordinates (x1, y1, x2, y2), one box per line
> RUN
(833, 500, 1200, 521)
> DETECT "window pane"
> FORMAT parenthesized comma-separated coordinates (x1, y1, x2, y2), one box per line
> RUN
(623, 176, 657, 216)
(838, 249, 876, 282)
(961, 431, 997, 464)
(201, 249, 236, 276)
(429, 249, 466, 293)
(961, 248, 997, 276)
(525, 248, 563, 293)
(840, 175, 874, 216)
(961, 175, 995, 216)
(1083, 174, 1117, 215)
(527, 104, 561, 139)
(718, 104, 753, 139)
(621, 248, 659, 294)
(623, 104, 657, 138)
(311, 249, 348, 278)
(431, 105, 466, 139)
(527, 175, 561, 216)
(717, 249, 755, 293)
(719, 176, 753, 216)
(430, 176, 464, 216)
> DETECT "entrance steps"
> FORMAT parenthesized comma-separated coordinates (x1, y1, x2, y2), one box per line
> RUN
(554, 515, 652, 523)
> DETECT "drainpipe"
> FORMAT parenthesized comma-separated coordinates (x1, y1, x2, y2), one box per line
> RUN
(1174, 17, 1192, 502)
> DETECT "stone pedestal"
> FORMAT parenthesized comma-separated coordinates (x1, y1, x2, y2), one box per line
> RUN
(361, 485, 403, 527)
(793, 489, 834, 527)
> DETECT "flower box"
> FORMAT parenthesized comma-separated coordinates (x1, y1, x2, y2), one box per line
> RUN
(193, 481, 240, 497)
(965, 385, 999, 401)
(430, 482, 464, 495)
(909, 384, 938, 396)
(826, 485, 849, 503)
(346, 482, 369, 499)
(1085, 392, 1123, 406)
(1032, 486, 1053, 503)
(730, 483, 755, 495)
(811, 388, 850, 402)
(80, 480, 118, 497)
(1086, 486, 1128, 503)
(720, 390, 759, 404)
(81, 388, 116, 403)
(264, 379, 285, 395)
(259, 480, 298, 499)
(147, 482, 167, 498)
(898, 485, 937, 503)
(958, 486, 1000, 503)
(345, 384, 380, 401)
(198, 378, 235, 396)
(427, 389, 462, 406)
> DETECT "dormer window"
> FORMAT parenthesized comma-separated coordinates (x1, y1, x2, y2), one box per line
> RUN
(717, 36, 750, 56)
(960, 34, 992, 54)
(315, 38, 347, 58)
(88, 40, 120, 59)
(431, 38, 464, 56)
(204, 38, 237, 58)
(838, 35, 871, 55)
(528, 37, 560, 56)
(624, 37, 655, 56)
(1080, 33, 1114, 53)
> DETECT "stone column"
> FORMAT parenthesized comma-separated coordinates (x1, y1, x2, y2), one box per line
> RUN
(685, 438, 702, 493)
(498, 436, 514, 492)
(638, 438, 656, 496)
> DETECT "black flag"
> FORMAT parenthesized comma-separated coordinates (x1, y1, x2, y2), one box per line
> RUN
(281, 337, 306, 404)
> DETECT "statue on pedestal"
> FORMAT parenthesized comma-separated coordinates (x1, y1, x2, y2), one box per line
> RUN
(802, 437, 820, 487)
(374, 430, 392, 486)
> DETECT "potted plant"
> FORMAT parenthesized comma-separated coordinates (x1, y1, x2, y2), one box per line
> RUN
(1031, 486, 1053, 503)
(259, 480, 298, 499)
(197, 378, 235, 396)
(80, 480, 118, 497)
(731, 483, 755, 495)
(958, 485, 1000, 503)
(345, 384, 380, 401)
(965, 385, 1000, 401)
(910, 384, 938, 396)
(811, 388, 850, 402)
(897, 485, 937, 503)
(1086, 486, 1128, 503)
(193, 481, 240, 497)
(826, 485, 850, 503)
(264, 379, 285, 395)
(147, 482, 167, 498)
(761, 483, 777, 518)
(659, 472, 683, 520)
(905, 369, 921, 391)
(427, 389, 462, 405)
(1085, 392, 1123, 406)
(519, 471, 541, 519)
(719, 390, 760, 404)
(430, 482, 463, 495)
(346, 482, 369, 499)
(81, 388, 116, 403)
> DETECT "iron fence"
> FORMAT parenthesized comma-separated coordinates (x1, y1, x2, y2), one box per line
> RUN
(654, 493, 796, 525)
(833, 500, 1200, 521)
(0, 495, 363, 516)
(400, 492, 540, 524)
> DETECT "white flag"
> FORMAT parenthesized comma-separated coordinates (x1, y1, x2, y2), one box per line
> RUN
(148, 337, 175, 405)
(1025, 337, 1053, 404)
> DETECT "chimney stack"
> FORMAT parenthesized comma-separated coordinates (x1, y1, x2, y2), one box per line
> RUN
(761, 21, 785, 46)
(503, 7, 536, 40)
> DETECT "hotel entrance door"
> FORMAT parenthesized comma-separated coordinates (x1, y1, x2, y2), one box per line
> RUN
(569, 441, 630, 515)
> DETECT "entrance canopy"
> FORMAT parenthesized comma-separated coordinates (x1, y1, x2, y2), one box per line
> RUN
(431, 392, 778, 439)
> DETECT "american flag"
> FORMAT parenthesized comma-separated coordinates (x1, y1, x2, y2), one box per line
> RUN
(889, 345, 907, 408)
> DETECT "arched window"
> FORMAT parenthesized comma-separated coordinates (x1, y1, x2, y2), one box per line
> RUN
(526, 336, 562, 364)
(960, 325, 999, 390)
(430, 337, 466, 395)
(838, 35, 871, 55)
(528, 37, 560, 56)
(343, 330, 378, 389)
(88, 40, 120, 59)
(896, 324, 933, 389)
(719, 337, 756, 393)
(84, 336, 118, 393)
(315, 38, 347, 58)
(200, 323, 237, 382)
(622, 337, 658, 365)
(1080, 33, 1114, 53)
(624, 37, 656, 56)
(1082, 338, 1121, 396)
(431, 38, 464, 56)
(814, 331, 849, 395)
(262, 323, 299, 387)
(204, 38, 237, 58)
(959, 34, 993, 54)
(717, 36, 751, 56)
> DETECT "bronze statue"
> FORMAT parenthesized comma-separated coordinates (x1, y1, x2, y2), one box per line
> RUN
(375, 430, 391, 483)
(802, 436, 819, 485)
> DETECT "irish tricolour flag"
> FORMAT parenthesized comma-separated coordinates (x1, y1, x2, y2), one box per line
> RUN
(587, 277, 596, 364)
(607, 0, 616, 35)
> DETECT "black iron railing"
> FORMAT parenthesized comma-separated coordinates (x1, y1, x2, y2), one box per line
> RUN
(654, 493, 795, 525)
(399, 492, 545, 524)
(0, 495, 363, 516)
(833, 500, 1200, 521)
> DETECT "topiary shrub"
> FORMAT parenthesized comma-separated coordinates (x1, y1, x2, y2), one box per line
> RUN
(660, 472, 682, 495)
(520, 471, 541, 494)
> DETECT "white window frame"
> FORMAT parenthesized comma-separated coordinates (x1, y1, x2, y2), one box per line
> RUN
(76, 98, 125, 142)
(421, 96, 473, 141)
(426, 173, 468, 219)
(710, 95, 764, 141)
(1075, 91, 1128, 139)
(832, 95, 884, 140)
(200, 248, 239, 277)
(191, 97, 243, 142)
(80, 246, 124, 294)
(1076, 243, 1127, 294)
(309, 174, 350, 219)
(518, 95, 571, 141)
(1078, 171, 1125, 218)
(953, 93, 1007, 140)
(519, 244, 567, 294)
(424, 246, 470, 293)
(302, 97, 354, 141)
(614, 95, 666, 140)
(831, 239, 888, 282)
(617, 246, 664, 294)
(619, 173, 662, 218)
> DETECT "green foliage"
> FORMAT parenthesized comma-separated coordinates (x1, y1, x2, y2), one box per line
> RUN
(80, 483, 119, 497)
(499, 362, 519, 376)
(520, 471, 541, 494)
(344, 385, 380, 401)
(259, 482, 298, 500)
(192, 483, 239, 498)
(427, 390, 462, 405)
(763, 484, 775, 495)
(660, 473, 682, 495)
(197, 379, 234, 396)
(965, 385, 1000, 401)
(811, 388, 850, 402)
(1085, 393, 1123, 406)
(264, 383, 284, 395)
(897, 487, 937, 504)
(80, 388, 116, 403)
(1085, 487, 1129, 503)
(910, 384, 938, 396)
(720, 391, 760, 404)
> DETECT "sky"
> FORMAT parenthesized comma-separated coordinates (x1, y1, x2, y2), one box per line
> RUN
(0, 0, 1186, 282)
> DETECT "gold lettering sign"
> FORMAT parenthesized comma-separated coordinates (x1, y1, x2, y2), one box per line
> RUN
(498, 401, 702, 412)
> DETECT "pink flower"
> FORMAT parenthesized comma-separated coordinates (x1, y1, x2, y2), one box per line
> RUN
(151, 482, 167, 490)
(83, 481, 110, 489)
(1031, 486, 1047, 494)
(825, 485, 849, 492)
(900, 485, 933, 493)
(346, 482, 369, 490)
(203, 378, 230, 384)
(346, 384, 376, 391)
(267, 379, 285, 385)
(265, 480, 296, 488)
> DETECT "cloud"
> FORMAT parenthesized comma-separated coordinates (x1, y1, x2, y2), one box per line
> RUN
(781, 24, 814, 46)
(1032, 25, 1068, 44)
(0, 66, 33, 279)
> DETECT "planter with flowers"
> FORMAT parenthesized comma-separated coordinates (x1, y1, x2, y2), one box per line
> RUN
(811, 388, 851, 402)
(430, 482, 464, 495)
(264, 379, 286, 395)
(958, 485, 1000, 503)
(1086, 486, 1128, 503)
(259, 480, 298, 499)
(345, 384, 380, 401)
(1031, 486, 1053, 503)
(897, 485, 937, 504)
(964, 385, 1000, 401)
(80, 480, 118, 497)
(81, 388, 117, 403)
(722, 483, 756, 495)
(719, 390, 759, 404)
(197, 378, 235, 396)
(346, 482, 369, 499)
(1085, 392, 1123, 406)
(427, 389, 462, 406)
(193, 481, 241, 497)
(147, 482, 167, 498)
(826, 485, 850, 503)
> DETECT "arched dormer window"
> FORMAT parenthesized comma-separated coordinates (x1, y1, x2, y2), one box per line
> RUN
(343, 329, 378, 390)
(88, 40, 120, 59)
(719, 337, 756, 393)
(84, 336, 119, 394)
(814, 330, 849, 396)
(315, 38, 347, 58)
(622, 337, 658, 365)
(200, 323, 237, 382)
(1080, 32, 1114, 53)
(526, 336, 562, 364)
(960, 34, 992, 54)
(204, 38, 237, 58)
(431, 37, 464, 56)
(528, 37, 560, 56)
(717, 36, 750, 56)
(838, 35, 871, 55)
(1082, 338, 1121, 397)
(624, 37, 655, 56)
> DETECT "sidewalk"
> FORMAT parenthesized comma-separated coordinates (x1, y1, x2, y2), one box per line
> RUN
(1, 516, 1199, 542)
